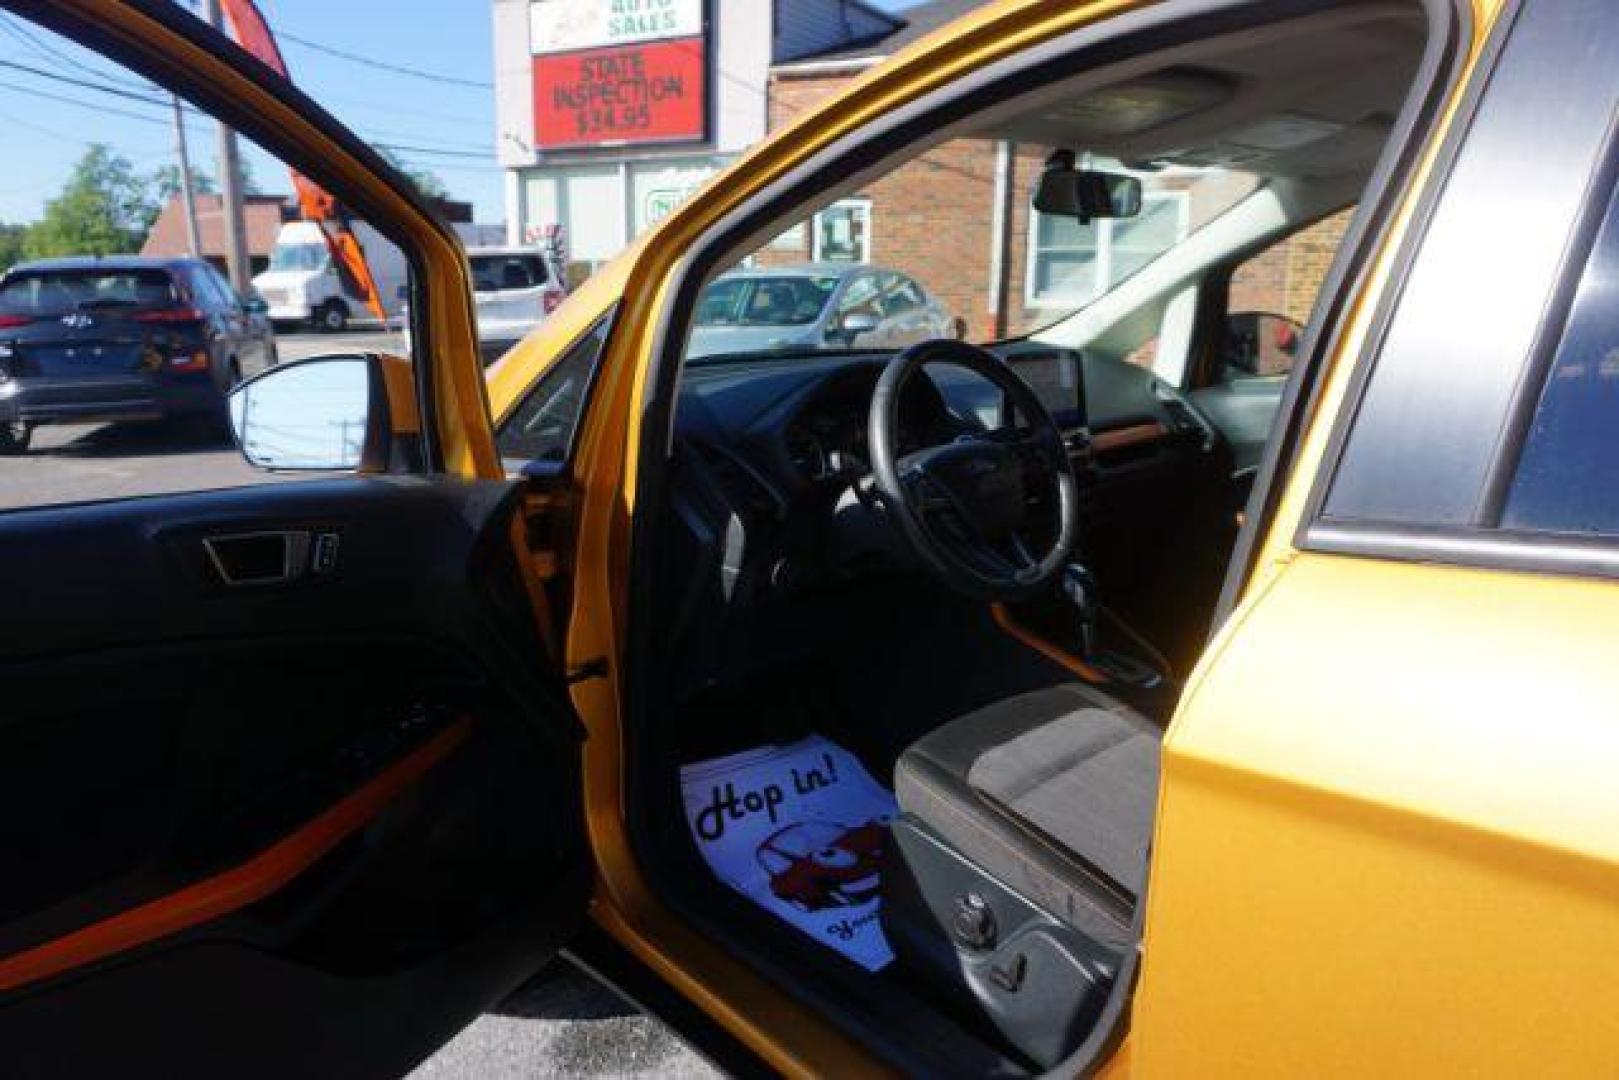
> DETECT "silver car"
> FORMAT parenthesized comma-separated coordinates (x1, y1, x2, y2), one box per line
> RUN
(687, 264, 960, 360)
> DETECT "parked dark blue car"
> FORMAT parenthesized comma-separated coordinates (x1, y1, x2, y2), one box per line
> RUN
(0, 256, 277, 453)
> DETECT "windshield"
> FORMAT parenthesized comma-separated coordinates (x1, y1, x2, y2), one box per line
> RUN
(684, 145, 1260, 365)
(696, 275, 839, 328)
(268, 243, 329, 273)
(0, 268, 177, 316)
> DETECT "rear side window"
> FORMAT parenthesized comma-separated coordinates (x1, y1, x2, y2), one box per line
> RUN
(184, 266, 232, 311)
(471, 255, 548, 292)
(0, 269, 177, 316)
(1500, 184, 1619, 534)
(1303, 0, 1619, 575)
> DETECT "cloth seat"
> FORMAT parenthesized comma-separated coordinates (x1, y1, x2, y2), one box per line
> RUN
(893, 683, 1161, 949)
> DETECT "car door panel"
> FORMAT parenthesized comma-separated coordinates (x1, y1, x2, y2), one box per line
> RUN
(0, 478, 586, 1076)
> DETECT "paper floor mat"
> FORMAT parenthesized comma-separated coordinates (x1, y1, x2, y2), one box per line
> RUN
(680, 735, 896, 971)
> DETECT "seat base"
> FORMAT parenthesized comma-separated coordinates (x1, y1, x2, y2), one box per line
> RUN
(880, 815, 1118, 1071)
(893, 683, 1161, 950)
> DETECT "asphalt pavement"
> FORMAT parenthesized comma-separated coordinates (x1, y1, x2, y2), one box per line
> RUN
(0, 325, 718, 1076)
(412, 965, 719, 1080)
(0, 328, 404, 510)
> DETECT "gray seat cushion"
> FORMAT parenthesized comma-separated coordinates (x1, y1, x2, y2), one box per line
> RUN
(894, 684, 1161, 949)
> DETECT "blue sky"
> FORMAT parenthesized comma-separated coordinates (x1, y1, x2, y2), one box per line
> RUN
(0, 0, 920, 227)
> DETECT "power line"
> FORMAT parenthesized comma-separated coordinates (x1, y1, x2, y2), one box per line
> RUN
(0, 76, 182, 129)
(0, 59, 177, 109)
(0, 13, 160, 95)
(373, 142, 494, 161)
(277, 30, 492, 89)
(0, 57, 494, 159)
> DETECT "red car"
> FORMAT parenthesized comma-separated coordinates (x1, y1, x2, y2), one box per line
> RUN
(756, 818, 888, 912)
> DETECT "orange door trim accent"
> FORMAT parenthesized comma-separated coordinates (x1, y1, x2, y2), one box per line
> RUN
(0, 717, 470, 994)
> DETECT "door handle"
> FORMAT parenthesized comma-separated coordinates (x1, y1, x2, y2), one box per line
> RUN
(201, 528, 343, 586)
(203, 531, 309, 586)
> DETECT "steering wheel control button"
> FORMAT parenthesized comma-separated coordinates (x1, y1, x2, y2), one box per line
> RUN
(952, 892, 998, 951)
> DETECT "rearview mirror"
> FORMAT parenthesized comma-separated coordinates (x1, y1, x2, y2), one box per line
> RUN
(228, 354, 387, 471)
(1034, 167, 1142, 222)
(242, 294, 269, 315)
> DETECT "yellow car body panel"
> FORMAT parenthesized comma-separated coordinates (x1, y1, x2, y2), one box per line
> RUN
(1133, 0, 1617, 1073)
(1138, 554, 1619, 1075)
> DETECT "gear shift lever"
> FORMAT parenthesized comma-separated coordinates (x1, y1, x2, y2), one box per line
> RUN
(1061, 563, 1099, 659)
(1060, 563, 1165, 690)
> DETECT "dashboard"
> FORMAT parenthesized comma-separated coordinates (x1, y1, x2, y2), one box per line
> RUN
(655, 345, 1231, 697)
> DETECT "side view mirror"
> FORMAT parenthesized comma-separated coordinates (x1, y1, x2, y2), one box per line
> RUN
(836, 311, 881, 341)
(242, 295, 269, 315)
(228, 354, 391, 471)
(1223, 311, 1304, 377)
(1034, 166, 1142, 223)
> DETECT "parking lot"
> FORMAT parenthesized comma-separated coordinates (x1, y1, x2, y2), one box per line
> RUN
(0, 328, 401, 510)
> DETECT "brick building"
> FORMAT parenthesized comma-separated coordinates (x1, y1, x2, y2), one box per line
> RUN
(141, 192, 288, 277)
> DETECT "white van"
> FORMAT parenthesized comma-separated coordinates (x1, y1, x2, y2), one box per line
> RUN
(253, 220, 405, 332)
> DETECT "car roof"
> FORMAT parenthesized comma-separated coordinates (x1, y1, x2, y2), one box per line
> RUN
(715, 263, 871, 281)
(8, 255, 200, 274)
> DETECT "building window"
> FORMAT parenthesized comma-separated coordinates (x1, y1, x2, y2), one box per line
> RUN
(1025, 191, 1188, 308)
(813, 199, 871, 263)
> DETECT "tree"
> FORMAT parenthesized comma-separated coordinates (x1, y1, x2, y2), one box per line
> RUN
(149, 163, 216, 202)
(237, 156, 264, 196)
(0, 223, 26, 273)
(376, 146, 449, 201)
(24, 144, 154, 259)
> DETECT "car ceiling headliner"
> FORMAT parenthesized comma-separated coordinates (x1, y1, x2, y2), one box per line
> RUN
(975, 4, 1427, 182)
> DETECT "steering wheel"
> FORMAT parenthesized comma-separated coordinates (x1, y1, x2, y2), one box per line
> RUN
(868, 339, 1078, 601)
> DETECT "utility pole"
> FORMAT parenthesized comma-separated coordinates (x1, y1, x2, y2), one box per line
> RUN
(204, 0, 251, 292)
(170, 93, 202, 258)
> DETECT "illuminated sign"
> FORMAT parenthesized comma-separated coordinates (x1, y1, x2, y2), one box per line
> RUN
(530, 0, 703, 54)
(533, 37, 706, 149)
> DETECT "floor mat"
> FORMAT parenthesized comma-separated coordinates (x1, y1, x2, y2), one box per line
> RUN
(680, 735, 896, 971)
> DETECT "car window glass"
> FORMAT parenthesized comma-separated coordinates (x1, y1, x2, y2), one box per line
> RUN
(1219, 209, 1354, 381)
(837, 275, 881, 317)
(192, 266, 231, 310)
(0, 268, 177, 314)
(884, 275, 924, 314)
(497, 317, 610, 469)
(207, 265, 242, 308)
(0, 14, 415, 508)
(683, 137, 1261, 365)
(1501, 183, 1619, 535)
(695, 278, 746, 325)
